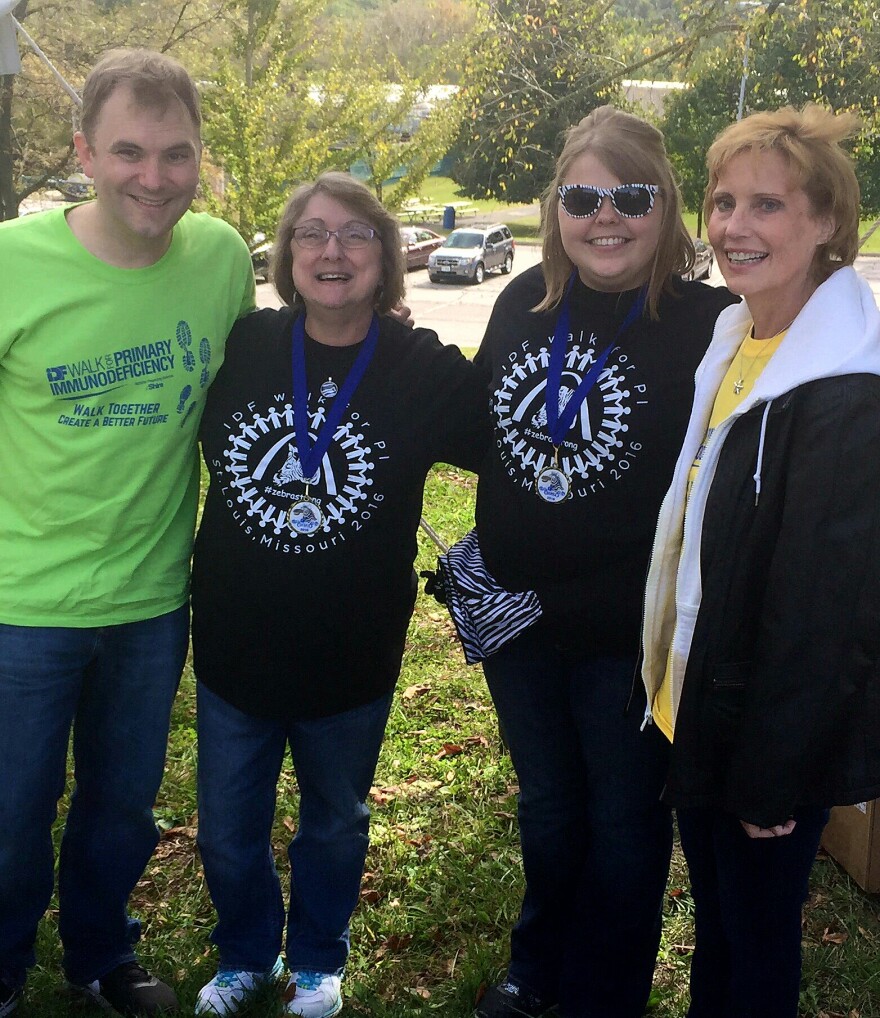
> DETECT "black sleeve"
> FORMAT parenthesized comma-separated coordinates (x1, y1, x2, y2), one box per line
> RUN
(412, 329, 491, 474)
(723, 377, 880, 826)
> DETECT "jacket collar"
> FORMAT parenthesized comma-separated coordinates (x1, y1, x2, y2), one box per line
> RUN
(701, 267, 880, 413)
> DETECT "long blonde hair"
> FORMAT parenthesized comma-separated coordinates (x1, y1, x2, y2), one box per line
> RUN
(539, 106, 693, 319)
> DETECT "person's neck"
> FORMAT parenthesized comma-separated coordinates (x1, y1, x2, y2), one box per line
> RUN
(65, 202, 172, 269)
(303, 305, 375, 347)
(748, 282, 817, 340)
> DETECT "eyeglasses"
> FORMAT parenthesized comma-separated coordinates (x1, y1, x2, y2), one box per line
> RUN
(558, 183, 660, 219)
(292, 223, 378, 249)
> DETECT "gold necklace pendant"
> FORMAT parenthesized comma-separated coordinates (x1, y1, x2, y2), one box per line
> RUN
(734, 318, 795, 395)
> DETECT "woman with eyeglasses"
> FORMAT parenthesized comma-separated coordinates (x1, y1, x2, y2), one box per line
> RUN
(189, 172, 486, 1018)
(470, 107, 736, 1018)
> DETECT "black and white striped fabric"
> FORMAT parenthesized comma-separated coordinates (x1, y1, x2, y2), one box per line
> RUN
(436, 529, 542, 665)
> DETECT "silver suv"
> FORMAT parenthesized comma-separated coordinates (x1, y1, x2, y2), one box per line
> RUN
(428, 224, 515, 284)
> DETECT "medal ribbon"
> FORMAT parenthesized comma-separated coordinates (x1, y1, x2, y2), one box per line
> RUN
(291, 312, 379, 480)
(546, 272, 647, 447)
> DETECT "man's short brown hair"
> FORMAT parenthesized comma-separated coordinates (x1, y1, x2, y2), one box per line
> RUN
(80, 48, 201, 141)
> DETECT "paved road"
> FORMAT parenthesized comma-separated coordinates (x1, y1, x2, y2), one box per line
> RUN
(256, 242, 544, 349)
(257, 250, 880, 349)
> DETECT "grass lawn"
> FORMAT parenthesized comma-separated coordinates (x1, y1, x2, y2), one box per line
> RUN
(414, 177, 517, 217)
(22, 444, 880, 1017)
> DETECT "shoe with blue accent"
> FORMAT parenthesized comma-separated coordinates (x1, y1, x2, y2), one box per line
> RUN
(282, 971, 342, 1017)
(195, 956, 284, 1015)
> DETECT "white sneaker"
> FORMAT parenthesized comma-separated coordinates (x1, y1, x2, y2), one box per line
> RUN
(282, 971, 342, 1017)
(195, 956, 284, 1015)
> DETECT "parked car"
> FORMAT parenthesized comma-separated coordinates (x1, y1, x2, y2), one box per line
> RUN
(250, 241, 273, 283)
(682, 237, 714, 281)
(400, 226, 445, 270)
(428, 224, 515, 284)
(48, 175, 93, 201)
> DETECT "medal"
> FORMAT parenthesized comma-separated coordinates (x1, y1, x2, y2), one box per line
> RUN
(539, 273, 645, 503)
(286, 312, 379, 534)
(287, 492, 325, 535)
(536, 463, 571, 503)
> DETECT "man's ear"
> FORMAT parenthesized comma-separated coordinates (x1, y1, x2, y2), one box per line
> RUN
(73, 131, 94, 177)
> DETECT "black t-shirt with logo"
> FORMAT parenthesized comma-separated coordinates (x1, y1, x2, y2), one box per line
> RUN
(474, 264, 737, 655)
(192, 307, 488, 720)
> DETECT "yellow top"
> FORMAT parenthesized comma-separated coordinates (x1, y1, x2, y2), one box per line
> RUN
(652, 326, 786, 741)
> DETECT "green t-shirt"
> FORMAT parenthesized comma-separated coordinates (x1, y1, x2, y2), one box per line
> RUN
(0, 206, 256, 625)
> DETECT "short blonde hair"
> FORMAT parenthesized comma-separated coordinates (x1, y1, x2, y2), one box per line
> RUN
(272, 172, 405, 315)
(704, 104, 862, 283)
(539, 105, 694, 319)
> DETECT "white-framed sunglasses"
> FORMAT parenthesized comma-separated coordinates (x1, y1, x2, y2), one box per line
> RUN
(558, 183, 660, 219)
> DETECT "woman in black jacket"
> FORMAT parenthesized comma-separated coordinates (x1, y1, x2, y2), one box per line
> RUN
(642, 105, 880, 1017)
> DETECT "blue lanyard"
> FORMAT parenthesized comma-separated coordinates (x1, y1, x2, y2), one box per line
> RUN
(545, 273, 646, 447)
(291, 312, 379, 481)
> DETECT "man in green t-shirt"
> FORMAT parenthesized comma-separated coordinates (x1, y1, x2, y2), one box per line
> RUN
(0, 49, 255, 1018)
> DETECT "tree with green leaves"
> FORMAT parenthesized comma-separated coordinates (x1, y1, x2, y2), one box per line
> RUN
(0, 0, 239, 220)
(662, 50, 741, 235)
(449, 0, 616, 203)
(662, 1, 880, 224)
(450, 0, 738, 203)
(197, 0, 336, 241)
(199, 0, 491, 235)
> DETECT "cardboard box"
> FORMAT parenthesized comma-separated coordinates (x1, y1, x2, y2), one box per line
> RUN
(821, 800, 880, 893)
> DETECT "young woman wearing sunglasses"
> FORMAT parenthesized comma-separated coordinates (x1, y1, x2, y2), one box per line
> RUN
(471, 107, 736, 1018)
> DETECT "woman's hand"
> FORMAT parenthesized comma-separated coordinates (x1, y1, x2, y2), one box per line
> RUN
(740, 818, 797, 839)
(388, 303, 414, 328)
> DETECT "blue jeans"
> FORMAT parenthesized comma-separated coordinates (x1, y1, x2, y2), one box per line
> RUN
(677, 806, 829, 1018)
(0, 607, 188, 987)
(196, 683, 393, 975)
(483, 632, 672, 1018)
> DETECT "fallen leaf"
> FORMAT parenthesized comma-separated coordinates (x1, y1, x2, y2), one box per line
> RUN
(668, 888, 684, 898)
(159, 825, 197, 840)
(436, 743, 463, 759)
(821, 927, 849, 945)
(402, 683, 431, 700)
(152, 825, 199, 861)
(282, 817, 297, 833)
(360, 888, 382, 903)
(370, 786, 398, 805)
(401, 832, 432, 849)
(374, 932, 413, 959)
